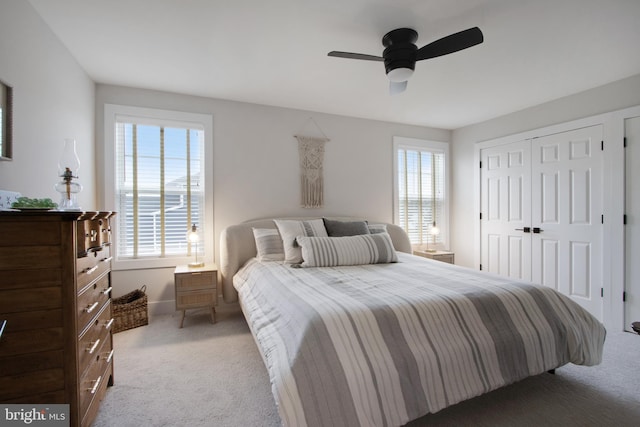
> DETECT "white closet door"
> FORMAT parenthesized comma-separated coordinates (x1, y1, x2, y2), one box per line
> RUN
(480, 140, 532, 279)
(531, 125, 603, 318)
(625, 116, 640, 329)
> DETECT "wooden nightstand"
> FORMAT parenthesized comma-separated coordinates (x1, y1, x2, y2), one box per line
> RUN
(413, 250, 455, 264)
(174, 264, 218, 328)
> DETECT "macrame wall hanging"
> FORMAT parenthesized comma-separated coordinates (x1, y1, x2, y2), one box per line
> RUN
(295, 118, 329, 208)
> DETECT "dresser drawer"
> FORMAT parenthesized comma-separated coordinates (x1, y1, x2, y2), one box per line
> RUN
(77, 246, 112, 292)
(81, 359, 112, 427)
(0, 366, 65, 401)
(78, 302, 113, 377)
(0, 287, 62, 314)
(77, 274, 111, 332)
(175, 271, 215, 291)
(77, 218, 112, 256)
(79, 337, 113, 421)
(0, 327, 64, 358)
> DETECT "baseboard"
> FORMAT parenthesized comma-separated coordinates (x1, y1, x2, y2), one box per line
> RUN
(148, 300, 175, 316)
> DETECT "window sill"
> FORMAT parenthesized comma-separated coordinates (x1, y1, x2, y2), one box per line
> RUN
(113, 256, 211, 271)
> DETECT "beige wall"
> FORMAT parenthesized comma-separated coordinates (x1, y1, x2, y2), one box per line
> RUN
(6, 0, 640, 320)
(0, 1, 95, 207)
(450, 73, 640, 268)
(95, 84, 451, 313)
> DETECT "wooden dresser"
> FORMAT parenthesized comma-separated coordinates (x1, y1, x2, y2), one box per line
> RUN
(0, 211, 115, 427)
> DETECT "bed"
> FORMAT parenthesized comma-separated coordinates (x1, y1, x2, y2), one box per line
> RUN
(220, 217, 606, 427)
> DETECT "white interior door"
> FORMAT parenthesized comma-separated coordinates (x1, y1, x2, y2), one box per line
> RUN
(480, 125, 604, 321)
(625, 116, 640, 329)
(480, 140, 531, 280)
(530, 125, 603, 318)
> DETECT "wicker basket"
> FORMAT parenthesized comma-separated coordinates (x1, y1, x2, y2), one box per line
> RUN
(112, 285, 148, 333)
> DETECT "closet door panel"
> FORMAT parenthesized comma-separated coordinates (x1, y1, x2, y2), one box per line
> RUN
(540, 238, 560, 290)
(480, 140, 531, 279)
(531, 125, 603, 318)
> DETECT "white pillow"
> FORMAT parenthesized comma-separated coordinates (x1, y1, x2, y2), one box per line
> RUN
(274, 219, 328, 264)
(252, 228, 284, 262)
(296, 232, 398, 267)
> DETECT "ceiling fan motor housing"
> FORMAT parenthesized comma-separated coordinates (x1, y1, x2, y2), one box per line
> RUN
(382, 28, 418, 79)
(327, 26, 483, 91)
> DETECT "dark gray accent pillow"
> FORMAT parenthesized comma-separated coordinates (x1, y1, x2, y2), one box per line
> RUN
(323, 218, 370, 237)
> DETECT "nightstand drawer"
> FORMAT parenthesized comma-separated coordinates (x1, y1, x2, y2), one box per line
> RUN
(175, 271, 215, 291)
(430, 253, 454, 263)
(413, 250, 455, 264)
(174, 264, 218, 327)
(176, 289, 217, 309)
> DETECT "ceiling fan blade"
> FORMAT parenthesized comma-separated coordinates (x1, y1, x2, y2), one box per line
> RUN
(389, 80, 407, 95)
(416, 27, 483, 61)
(328, 51, 384, 61)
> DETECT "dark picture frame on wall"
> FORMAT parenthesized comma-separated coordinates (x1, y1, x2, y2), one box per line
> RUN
(0, 79, 13, 161)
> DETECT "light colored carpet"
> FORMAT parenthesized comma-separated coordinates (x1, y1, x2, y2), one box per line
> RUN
(93, 310, 640, 427)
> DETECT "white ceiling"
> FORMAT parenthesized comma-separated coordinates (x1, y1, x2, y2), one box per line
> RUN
(28, 0, 640, 129)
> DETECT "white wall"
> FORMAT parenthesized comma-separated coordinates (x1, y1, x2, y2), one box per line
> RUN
(451, 73, 640, 268)
(95, 84, 450, 313)
(0, 1, 95, 207)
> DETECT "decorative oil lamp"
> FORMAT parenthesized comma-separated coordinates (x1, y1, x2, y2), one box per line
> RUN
(54, 138, 82, 211)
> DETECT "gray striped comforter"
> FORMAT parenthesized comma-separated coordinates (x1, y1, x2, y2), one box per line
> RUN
(234, 253, 606, 427)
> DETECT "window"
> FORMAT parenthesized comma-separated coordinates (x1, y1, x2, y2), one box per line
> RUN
(393, 137, 449, 248)
(104, 105, 213, 269)
(0, 79, 13, 160)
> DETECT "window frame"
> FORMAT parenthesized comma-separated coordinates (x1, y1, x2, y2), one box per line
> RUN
(392, 136, 450, 250)
(103, 104, 214, 271)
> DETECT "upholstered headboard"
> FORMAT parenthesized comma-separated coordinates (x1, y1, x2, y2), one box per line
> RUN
(219, 217, 412, 303)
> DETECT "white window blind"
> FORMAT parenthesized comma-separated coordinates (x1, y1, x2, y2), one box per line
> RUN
(394, 138, 448, 247)
(115, 119, 204, 259)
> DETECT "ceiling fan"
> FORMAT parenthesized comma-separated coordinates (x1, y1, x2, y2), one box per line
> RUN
(328, 27, 483, 94)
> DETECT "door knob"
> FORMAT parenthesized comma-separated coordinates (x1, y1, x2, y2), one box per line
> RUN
(515, 227, 531, 233)
(532, 227, 543, 233)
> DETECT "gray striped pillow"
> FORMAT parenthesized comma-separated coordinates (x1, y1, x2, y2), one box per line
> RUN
(252, 228, 285, 262)
(274, 219, 328, 264)
(368, 223, 388, 234)
(296, 232, 398, 267)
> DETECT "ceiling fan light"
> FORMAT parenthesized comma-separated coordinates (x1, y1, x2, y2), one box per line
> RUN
(387, 67, 413, 82)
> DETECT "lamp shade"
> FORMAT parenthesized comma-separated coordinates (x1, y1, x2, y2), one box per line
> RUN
(187, 224, 204, 267)
(187, 224, 200, 243)
(387, 67, 414, 82)
(58, 138, 80, 178)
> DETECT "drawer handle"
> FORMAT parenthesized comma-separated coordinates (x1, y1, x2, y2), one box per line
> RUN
(87, 339, 101, 354)
(85, 301, 100, 313)
(101, 287, 113, 296)
(84, 265, 99, 275)
(0, 320, 6, 341)
(102, 256, 113, 263)
(105, 349, 114, 363)
(87, 376, 102, 394)
(105, 318, 114, 330)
